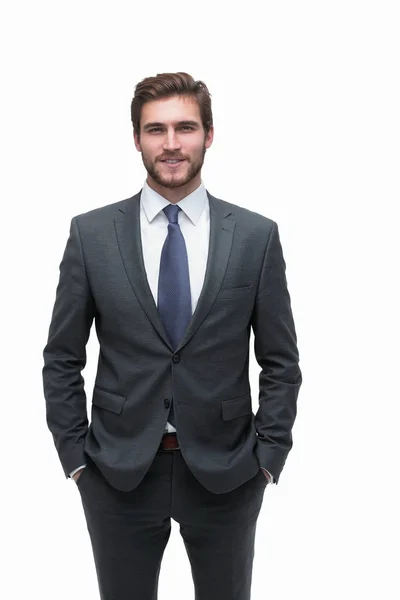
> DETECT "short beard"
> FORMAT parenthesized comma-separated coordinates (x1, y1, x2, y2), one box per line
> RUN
(141, 144, 207, 189)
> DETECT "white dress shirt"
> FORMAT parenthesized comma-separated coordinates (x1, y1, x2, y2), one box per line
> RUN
(70, 180, 273, 484)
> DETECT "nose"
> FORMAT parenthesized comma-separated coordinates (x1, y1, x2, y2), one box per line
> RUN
(162, 128, 182, 152)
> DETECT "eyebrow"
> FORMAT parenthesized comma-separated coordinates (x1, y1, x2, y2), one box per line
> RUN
(142, 120, 200, 132)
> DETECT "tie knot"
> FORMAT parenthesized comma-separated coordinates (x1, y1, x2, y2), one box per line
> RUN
(163, 203, 180, 224)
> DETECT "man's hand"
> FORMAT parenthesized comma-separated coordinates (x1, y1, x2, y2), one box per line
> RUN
(72, 468, 85, 483)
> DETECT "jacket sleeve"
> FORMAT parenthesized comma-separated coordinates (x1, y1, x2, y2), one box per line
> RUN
(251, 221, 302, 484)
(42, 216, 96, 478)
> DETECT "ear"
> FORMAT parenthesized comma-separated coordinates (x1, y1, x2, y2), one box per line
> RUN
(133, 130, 142, 152)
(205, 126, 214, 150)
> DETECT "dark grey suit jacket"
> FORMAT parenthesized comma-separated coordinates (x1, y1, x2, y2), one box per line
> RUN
(42, 189, 302, 493)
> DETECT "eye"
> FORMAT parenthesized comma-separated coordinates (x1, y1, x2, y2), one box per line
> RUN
(148, 126, 194, 133)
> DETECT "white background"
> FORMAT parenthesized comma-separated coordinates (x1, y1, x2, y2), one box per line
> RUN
(1, 1, 399, 599)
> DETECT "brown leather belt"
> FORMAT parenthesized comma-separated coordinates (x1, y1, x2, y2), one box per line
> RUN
(160, 432, 180, 450)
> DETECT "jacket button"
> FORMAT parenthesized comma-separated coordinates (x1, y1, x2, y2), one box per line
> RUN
(164, 399, 170, 408)
(172, 354, 180, 363)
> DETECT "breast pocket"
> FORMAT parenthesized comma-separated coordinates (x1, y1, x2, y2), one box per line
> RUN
(217, 284, 253, 300)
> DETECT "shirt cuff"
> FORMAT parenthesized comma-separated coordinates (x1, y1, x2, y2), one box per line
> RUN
(69, 464, 87, 478)
(261, 467, 274, 484)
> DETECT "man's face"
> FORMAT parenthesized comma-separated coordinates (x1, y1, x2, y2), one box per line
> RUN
(134, 95, 213, 190)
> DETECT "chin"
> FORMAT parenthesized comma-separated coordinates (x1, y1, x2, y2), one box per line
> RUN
(156, 170, 189, 188)
(160, 178, 188, 189)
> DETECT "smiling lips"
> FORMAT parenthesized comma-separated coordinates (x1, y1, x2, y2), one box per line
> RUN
(161, 158, 185, 168)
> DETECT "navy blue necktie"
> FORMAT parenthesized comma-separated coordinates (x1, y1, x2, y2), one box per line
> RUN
(157, 204, 192, 426)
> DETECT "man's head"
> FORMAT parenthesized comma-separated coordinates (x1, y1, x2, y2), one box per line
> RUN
(131, 72, 214, 200)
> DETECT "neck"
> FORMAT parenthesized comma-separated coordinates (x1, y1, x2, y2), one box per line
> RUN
(146, 174, 201, 204)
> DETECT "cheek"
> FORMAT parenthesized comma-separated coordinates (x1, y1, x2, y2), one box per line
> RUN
(187, 141, 205, 156)
(142, 146, 159, 161)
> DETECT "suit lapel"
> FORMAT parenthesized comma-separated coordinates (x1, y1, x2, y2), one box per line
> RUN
(114, 189, 236, 352)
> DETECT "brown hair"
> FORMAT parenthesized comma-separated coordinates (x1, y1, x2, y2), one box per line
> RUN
(131, 72, 213, 138)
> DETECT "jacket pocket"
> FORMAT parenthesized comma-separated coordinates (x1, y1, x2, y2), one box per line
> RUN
(217, 285, 252, 299)
(92, 385, 127, 415)
(221, 393, 252, 420)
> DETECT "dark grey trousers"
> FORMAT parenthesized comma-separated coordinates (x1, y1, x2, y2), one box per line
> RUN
(76, 447, 268, 600)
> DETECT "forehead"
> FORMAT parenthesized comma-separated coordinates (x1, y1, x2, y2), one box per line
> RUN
(141, 95, 201, 126)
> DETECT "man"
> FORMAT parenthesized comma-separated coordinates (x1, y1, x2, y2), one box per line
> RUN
(43, 71, 302, 600)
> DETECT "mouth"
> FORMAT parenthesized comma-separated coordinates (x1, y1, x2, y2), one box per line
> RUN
(160, 159, 186, 168)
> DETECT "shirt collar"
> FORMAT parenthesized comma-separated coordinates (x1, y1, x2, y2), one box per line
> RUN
(140, 179, 208, 226)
